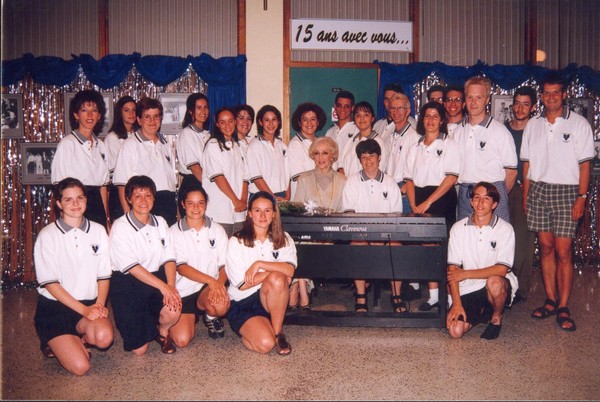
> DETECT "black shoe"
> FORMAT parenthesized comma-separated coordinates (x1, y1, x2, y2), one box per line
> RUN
(418, 301, 439, 311)
(513, 293, 525, 305)
(401, 284, 422, 301)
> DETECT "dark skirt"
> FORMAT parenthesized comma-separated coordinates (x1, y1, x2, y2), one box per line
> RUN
(34, 296, 95, 344)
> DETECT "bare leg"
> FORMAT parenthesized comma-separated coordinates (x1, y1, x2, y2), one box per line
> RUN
(169, 313, 196, 348)
(537, 232, 559, 304)
(555, 237, 575, 330)
(288, 281, 299, 308)
(48, 334, 91, 376)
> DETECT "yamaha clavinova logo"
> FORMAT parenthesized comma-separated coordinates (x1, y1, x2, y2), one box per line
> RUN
(323, 225, 368, 232)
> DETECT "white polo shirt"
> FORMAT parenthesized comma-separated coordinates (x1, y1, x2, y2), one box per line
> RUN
(521, 108, 595, 185)
(112, 130, 177, 192)
(169, 216, 228, 298)
(202, 138, 249, 224)
(383, 122, 421, 184)
(404, 134, 460, 187)
(340, 131, 388, 178)
(51, 131, 110, 186)
(454, 115, 518, 184)
(226, 233, 297, 302)
(447, 214, 517, 298)
(104, 131, 133, 173)
(246, 135, 290, 194)
(374, 116, 417, 136)
(325, 121, 359, 156)
(176, 125, 210, 176)
(110, 212, 175, 274)
(288, 133, 315, 181)
(342, 169, 403, 213)
(35, 218, 111, 301)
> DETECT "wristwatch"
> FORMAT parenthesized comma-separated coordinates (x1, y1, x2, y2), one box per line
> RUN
(577, 193, 588, 199)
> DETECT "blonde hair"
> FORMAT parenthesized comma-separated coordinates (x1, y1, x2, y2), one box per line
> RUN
(308, 137, 339, 163)
(464, 76, 492, 96)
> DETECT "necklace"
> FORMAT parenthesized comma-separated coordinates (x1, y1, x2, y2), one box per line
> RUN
(313, 170, 335, 209)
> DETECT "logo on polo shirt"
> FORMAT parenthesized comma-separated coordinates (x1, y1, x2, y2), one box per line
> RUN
(562, 133, 572, 142)
(490, 241, 497, 250)
(209, 239, 216, 248)
(436, 149, 443, 158)
(282, 150, 287, 156)
(161, 238, 166, 247)
(165, 155, 171, 163)
(91, 244, 100, 255)
(272, 251, 279, 260)
(479, 141, 486, 150)
(383, 191, 388, 199)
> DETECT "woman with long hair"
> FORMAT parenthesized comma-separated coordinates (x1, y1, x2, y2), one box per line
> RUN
(225, 191, 297, 355)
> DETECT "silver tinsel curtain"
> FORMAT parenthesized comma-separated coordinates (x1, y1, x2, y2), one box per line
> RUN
(1, 66, 205, 289)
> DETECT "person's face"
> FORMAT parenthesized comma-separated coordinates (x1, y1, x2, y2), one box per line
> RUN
(470, 186, 498, 219)
(540, 83, 566, 115)
(444, 90, 465, 119)
(137, 108, 162, 137)
(354, 108, 374, 134)
(300, 111, 318, 137)
(128, 187, 155, 215)
(465, 84, 490, 119)
(428, 91, 444, 104)
(192, 98, 209, 127)
(248, 197, 275, 232)
(423, 107, 443, 134)
(74, 101, 100, 133)
(57, 186, 87, 220)
(511, 95, 535, 122)
(383, 90, 398, 114)
(236, 109, 253, 137)
(121, 101, 137, 128)
(259, 111, 279, 137)
(182, 190, 206, 220)
(359, 152, 380, 173)
(334, 97, 353, 123)
(389, 98, 411, 125)
(312, 143, 335, 171)
(216, 110, 236, 140)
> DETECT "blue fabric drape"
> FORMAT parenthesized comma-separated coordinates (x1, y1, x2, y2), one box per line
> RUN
(1, 53, 247, 124)
(374, 59, 600, 120)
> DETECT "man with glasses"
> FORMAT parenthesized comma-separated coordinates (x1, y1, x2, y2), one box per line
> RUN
(374, 83, 416, 138)
(444, 84, 466, 139)
(505, 86, 537, 305)
(522, 72, 594, 332)
(454, 76, 518, 223)
(426, 84, 446, 104)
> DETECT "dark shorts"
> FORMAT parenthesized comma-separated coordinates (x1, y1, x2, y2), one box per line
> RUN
(415, 185, 457, 230)
(181, 285, 207, 315)
(458, 278, 511, 326)
(34, 296, 95, 344)
(527, 181, 579, 238)
(226, 290, 269, 337)
(110, 267, 167, 351)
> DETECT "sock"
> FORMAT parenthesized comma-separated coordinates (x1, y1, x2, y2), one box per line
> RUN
(410, 282, 420, 290)
(205, 313, 216, 320)
(428, 288, 439, 305)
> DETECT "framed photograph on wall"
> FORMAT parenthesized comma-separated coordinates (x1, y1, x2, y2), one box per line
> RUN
(21, 143, 58, 185)
(64, 92, 114, 138)
(593, 140, 600, 176)
(158, 93, 190, 135)
(1, 93, 24, 139)
(566, 98, 595, 129)
(491, 94, 514, 125)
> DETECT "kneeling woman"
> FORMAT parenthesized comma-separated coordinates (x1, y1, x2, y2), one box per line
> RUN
(34, 178, 113, 376)
(109, 175, 182, 355)
(226, 191, 297, 355)
(169, 183, 230, 347)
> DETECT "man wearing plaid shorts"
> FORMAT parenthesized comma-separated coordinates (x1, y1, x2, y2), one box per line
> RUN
(521, 72, 595, 332)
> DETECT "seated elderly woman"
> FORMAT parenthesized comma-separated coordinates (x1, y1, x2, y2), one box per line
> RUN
(290, 136, 347, 310)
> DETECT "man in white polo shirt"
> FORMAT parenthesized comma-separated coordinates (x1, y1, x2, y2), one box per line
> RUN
(522, 72, 594, 332)
(325, 90, 359, 155)
(454, 76, 518, 223)
(446, 182, 517, 340)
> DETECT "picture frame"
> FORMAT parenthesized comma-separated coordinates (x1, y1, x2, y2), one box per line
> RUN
(491, 94, 514, 125)
(1, 93, 25, 139)
(158, 93, 190, 135)
(21, 143, 58, 185)
(64, 92, 114, 138)
(566, 98, 595, 129)
(592, 140, 600, 176)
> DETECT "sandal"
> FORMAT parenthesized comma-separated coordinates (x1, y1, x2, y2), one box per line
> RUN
(274, 332, 292, 355)
(41, 343, 55, 358)
(354, 292, 368, 312)
(531, 298, 557, 319)
(300, 304, 311, 311)
(287, 304, 299, 312)
(155, 334, 176, 354)
(391, 295, 408, 313)
(556, 307, 577, 332)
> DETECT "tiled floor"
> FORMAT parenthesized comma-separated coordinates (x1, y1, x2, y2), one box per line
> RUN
(2, 265, 600, 401)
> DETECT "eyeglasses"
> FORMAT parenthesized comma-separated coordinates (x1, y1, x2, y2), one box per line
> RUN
(445, 97, 463, 103)
(389, 106, 410, 112)
(430, 97, 444, 103)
